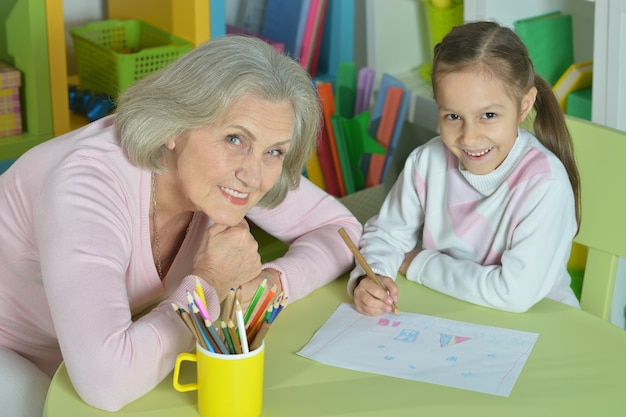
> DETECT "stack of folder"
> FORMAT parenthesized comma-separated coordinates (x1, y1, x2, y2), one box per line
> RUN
(308, 66, 410, 197)
(232, 0, 354, 80)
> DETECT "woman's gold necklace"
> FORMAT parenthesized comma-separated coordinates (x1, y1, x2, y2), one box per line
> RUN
(151, 173, 163, 280)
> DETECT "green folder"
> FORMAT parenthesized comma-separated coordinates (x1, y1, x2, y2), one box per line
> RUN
(340, 112, 386, 191)
(335, 61, 356, 118)
(566, 87, 592, 121)
(514, 11, 574, 86)
(330, 113, 355, 194)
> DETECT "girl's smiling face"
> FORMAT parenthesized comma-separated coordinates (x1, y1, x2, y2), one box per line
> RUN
(165, 94, 295, 226)
(435, 68, 536, 175)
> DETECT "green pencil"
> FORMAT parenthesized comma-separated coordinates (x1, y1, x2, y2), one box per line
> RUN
(220, 320, 236, 354)
(244, 278, 267, 325)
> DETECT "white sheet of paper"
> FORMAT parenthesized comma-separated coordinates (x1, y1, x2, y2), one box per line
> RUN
(297, 303, 539, 397)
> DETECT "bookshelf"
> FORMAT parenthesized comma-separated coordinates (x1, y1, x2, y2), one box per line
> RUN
(0, 0, 62, 161)
(0, 0, 211, 166)
(361, 0, 625, 134)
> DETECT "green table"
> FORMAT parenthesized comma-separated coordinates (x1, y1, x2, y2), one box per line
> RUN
(45, 274, 626, 416)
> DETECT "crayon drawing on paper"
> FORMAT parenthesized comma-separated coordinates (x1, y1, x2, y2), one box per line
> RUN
(297, 303, 539, 396)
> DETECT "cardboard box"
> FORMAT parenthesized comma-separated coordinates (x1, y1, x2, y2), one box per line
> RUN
(0, 61, 22, 137)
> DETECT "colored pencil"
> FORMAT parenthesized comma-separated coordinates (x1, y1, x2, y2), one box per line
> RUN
(172, 303, 197, 339)
(270, 297, 287, 323)
(231, 285, 243, 323)
(201, 315, 229, 354)
(246, 284, 277, 334)
(220, 320, 236, 354)
(338, 227, 400, 314)
(227, 319, 243, 354)
(235, 300, 249, 353)
(244, 278, 267, 325)
(250, 321, 271, 351)
(248, 304, 273, 341)
(191, 290, 211, 322)
(195, 276, 207, 310)
(188, 305, 212, 351)
(221, 288, 235, 323)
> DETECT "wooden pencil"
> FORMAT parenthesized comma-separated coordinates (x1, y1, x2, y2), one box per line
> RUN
(220, 320, 236, 354)
(231, 286, 243, 323)
(235, 300, 249, 353)
(221, 288, 235, 323)
(338, 227, 400, 314)
(250, 321, 271, 351)
(195, 276, 207, 310)
(202, 316, 230, 354)
(246, 284, 277, 334)
(227, 319, 243, 354)
(186, 307, 211, 350)
(244, 278, 267, 325)
(172, 303, 202, 342)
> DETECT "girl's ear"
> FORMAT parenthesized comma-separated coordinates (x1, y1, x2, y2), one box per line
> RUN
(519, 86, 537, 121)
(165, 138, 176, 150)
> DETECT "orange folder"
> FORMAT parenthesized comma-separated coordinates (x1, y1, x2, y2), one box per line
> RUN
(317, 82, 346, 196)
(365, 86, 404, 187)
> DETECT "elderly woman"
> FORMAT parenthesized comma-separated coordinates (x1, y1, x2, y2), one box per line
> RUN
(0, 35, 361, 415)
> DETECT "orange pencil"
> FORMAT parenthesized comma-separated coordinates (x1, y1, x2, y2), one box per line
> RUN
(246, 284, 277, 334)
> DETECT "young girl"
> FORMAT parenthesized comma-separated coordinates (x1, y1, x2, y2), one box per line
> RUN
(349, 21, 581, 316)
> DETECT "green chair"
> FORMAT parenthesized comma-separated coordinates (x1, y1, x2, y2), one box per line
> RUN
(568, 116, 626, 321)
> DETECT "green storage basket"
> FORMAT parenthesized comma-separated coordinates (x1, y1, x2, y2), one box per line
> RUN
(71, 19, 193, 98)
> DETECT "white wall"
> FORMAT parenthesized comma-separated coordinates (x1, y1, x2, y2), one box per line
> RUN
(63, 0, 106, 73)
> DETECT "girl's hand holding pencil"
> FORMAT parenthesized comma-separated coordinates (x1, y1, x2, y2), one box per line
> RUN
(338, 227, 400, 316)
(173, 278, 286, 355)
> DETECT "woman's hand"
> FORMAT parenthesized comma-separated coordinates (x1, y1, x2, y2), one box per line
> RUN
(238, 268, 283, 312)
(353, 275, 399, 316)
(192, 219, 262, 300)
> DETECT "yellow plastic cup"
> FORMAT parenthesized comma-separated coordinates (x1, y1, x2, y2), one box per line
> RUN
(173, 342, 264, 417)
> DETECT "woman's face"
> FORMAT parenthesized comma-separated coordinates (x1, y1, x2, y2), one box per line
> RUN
(166, 94, 295, 225)
(435, 68, 535, 175)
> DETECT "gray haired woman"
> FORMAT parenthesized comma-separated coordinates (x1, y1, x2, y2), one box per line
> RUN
(0, 35, 361, 415)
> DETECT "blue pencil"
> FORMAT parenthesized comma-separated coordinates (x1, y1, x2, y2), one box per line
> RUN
(189, 303, 214, 353)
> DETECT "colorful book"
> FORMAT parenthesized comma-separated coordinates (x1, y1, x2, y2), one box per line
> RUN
(355, 67, 377, 176)
(315, 0, 354, 83)
(367, 73, 410, 183)
(317, 82, 346, 196)
(226, 25, 285, 53)
(304, 147, 326, 190)
(304, 0, 328, 77)
(261, 0, 305, 58)
(365, 86, 404, 187)
(354, 67, 375, 116)
(299, 0, 326, 74)
(240, 0, 268, 34)
(552, 61, 593, 112)
(293, 0, 312, 60)
(514, 11, 574, 86)
(209, 0, 226, 38)
(316, 115, 341, 196)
